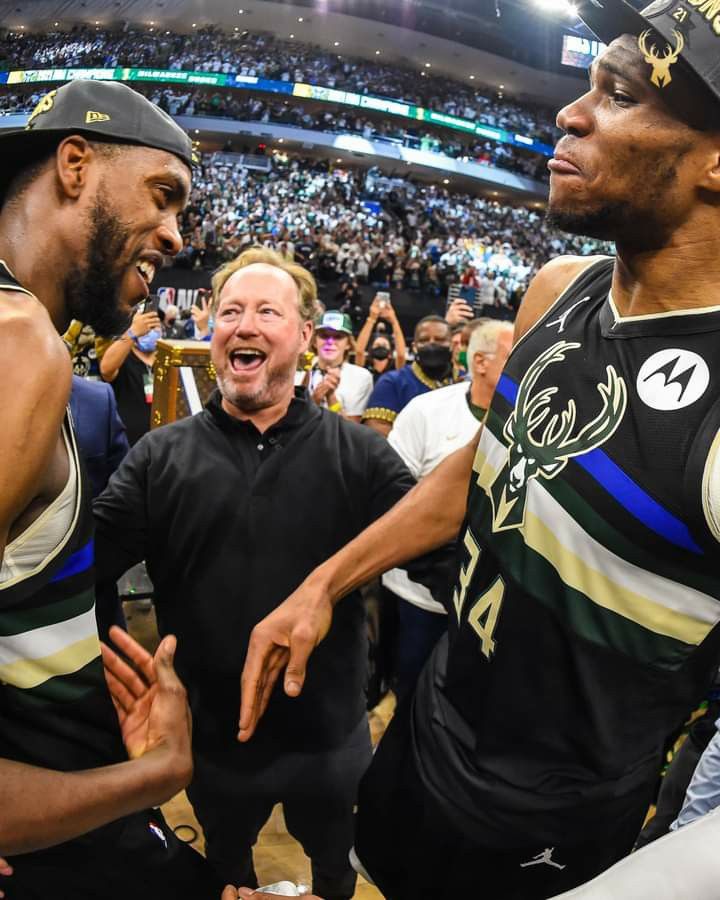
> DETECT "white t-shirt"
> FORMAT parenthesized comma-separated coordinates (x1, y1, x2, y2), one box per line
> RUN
(299, 361, 374, 417)
(383, 381, 481, 614)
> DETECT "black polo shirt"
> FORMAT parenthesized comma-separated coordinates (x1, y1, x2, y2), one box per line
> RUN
(94, 389, 414, 759)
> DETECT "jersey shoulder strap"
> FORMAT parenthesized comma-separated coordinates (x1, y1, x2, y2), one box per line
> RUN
(0, 259, 35, 298)
(514, 256, 614, 352)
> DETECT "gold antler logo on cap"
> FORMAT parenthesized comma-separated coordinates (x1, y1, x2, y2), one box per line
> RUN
(638, 28, 684, 88)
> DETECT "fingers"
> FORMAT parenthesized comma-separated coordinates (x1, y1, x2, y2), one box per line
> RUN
(222, 886, 240, 899)
(0, 858, 12, 876)
(107, 625, 156, 686)
(102, 664, 144, 716)
(238, 635, 283, 742)
(284, 626, 316, 697)
(100, 639, 153, 702)
(153, 634, 184, 693)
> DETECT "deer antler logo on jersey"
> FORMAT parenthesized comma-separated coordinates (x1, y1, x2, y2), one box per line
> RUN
(638, 29, 684, 88)
(489, 342, 627, 532)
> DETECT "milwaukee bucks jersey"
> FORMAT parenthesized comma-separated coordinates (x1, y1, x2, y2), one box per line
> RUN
(413, 256, 720, 847)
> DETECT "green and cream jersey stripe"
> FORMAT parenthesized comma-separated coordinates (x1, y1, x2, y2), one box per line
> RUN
(0, 595, 100, 691)
(471, 423, 720, 668)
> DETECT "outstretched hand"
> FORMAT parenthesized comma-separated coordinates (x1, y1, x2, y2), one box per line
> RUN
(238, 582, 334, 742)
(100, 626, 193, 768)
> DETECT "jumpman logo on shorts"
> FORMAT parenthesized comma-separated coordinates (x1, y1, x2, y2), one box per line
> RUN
(520, 847, 566, 870)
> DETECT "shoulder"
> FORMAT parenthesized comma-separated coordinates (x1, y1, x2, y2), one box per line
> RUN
(0, 289, 71, 399)
(513, 254, 612, 344)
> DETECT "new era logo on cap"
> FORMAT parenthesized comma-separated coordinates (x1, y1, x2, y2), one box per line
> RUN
(85, 110, 111, 124)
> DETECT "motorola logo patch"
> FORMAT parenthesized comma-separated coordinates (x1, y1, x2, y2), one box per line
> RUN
(636, 349, 709, 411)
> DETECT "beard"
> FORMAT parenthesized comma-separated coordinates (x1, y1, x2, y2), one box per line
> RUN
(546, 149, 690, 252)
(216, 359, 297, 413)
(65, 190, 134, 337)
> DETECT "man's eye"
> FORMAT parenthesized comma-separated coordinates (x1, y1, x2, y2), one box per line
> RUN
(611, 90, 634, 105)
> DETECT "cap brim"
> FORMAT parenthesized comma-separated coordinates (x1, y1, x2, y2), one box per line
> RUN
(575, 0, 648, 46)
(576, 0, 719, 107)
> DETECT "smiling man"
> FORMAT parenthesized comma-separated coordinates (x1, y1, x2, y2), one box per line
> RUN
(0, 80, 230, 898)
(93, 246, 415, 897)
(237, 3, 720, 897)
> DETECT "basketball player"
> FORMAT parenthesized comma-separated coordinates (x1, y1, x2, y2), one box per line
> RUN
(0, 80, 224, 898)
(239, 0, 720, 895)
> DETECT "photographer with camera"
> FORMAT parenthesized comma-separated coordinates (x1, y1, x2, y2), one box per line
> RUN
(355, 294, 407, 383)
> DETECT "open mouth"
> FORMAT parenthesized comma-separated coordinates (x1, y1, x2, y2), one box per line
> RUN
(128, 259, 157, 305)
(136, 259, 157, 287)
(230, 348, 267, 373)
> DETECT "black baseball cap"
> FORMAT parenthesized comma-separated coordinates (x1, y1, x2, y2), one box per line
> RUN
(576, 0, 720, 106)
(0, 79, 196, 200)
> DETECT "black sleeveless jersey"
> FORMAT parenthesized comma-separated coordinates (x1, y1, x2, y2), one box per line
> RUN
(413, 256, 720, 847)
(0, 261, 124, 772)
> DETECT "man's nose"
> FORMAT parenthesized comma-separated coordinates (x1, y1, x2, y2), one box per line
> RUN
(157, 217, 183, 257)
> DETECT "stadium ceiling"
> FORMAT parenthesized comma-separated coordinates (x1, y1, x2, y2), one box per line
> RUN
(2, 0, 588, 109)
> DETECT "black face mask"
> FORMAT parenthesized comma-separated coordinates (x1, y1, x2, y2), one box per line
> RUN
(416, 343, 452, 378)
(371, 345, 391, 361)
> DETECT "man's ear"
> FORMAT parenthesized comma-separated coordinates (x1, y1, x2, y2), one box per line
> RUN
(300, 318, 314, 353)
(55, 135, 94, 200)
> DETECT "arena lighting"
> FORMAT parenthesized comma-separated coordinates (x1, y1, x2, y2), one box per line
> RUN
(424, 62, 431, 67)
(238, 8, 244, 12)
(334, 41, 340, 46)
(469, 74, 475, 79)
(442, 178, 450, 184)
(290, 33, 295, 37)
(375, 49, 380, 55)
(298, 16, 304, 22)
(535, 0, 578, 15)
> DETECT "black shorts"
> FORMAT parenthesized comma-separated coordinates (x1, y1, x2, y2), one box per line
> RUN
(355, 699, 648, 900)
(2, 808, 223, 900)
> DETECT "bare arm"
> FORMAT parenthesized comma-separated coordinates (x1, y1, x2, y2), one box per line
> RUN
(100, 309, 161, 383)
(354, 309, 378, 368)
(238, 433, 478, 740)
(0, 298, 70, 563)
(0, 630, 192, 855)
(365, 417, 392, 438)
(99, 333, 134, 383)
(390, 309, 407, 368)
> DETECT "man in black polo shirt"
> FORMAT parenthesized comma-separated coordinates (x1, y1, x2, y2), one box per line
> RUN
(93, 246, 414, 898)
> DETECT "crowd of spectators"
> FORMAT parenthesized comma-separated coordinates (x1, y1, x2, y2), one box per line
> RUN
(0, 84, 547, 182)
(0, 24, 560, 142)
(174, 154, 610, 305)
